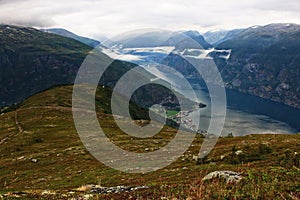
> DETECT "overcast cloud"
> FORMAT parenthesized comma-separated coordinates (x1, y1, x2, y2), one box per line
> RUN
(0, 0, 299, 39)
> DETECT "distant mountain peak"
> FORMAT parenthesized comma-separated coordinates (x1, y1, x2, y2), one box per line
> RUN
(203, 29, 231, 46)
(182, 30, 201, 36)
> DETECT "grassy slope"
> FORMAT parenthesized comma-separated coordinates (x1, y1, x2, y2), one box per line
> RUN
(0, 85, 299, 199)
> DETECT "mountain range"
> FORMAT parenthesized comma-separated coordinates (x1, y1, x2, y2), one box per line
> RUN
(1, 23, 300, 109)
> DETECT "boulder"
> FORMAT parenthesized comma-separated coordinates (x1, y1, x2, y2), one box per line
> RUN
(202, 170, 242, 184)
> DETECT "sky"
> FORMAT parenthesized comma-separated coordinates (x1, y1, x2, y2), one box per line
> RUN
(0, 0, 299, 40)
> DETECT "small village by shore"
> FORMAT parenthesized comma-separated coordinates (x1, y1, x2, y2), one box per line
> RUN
(168, 110, 210, 135)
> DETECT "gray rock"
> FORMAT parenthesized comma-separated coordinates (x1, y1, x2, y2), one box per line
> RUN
(89, 185, 148, 194)
(202, 170, 242, 184)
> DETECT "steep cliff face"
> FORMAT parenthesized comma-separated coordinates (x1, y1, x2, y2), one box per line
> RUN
(216, 24, 300, 108)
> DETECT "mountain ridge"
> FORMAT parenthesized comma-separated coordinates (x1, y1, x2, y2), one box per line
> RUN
(41, 28, 101, 48)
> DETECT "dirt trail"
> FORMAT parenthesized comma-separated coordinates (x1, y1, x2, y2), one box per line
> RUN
(0, 111, 23, 145)
(14, 111, 23, 133)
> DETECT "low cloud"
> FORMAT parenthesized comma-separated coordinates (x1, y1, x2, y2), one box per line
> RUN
(0, 0, 299, 39)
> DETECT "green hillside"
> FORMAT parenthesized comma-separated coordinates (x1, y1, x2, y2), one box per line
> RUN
(0, 85, 299, 199)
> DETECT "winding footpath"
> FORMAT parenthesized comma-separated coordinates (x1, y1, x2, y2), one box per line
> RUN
(0, 111, 23, 145)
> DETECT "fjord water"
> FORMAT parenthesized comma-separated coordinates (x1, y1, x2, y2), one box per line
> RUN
(144, 65, 299, 136)
(188, 86, 299, 136)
